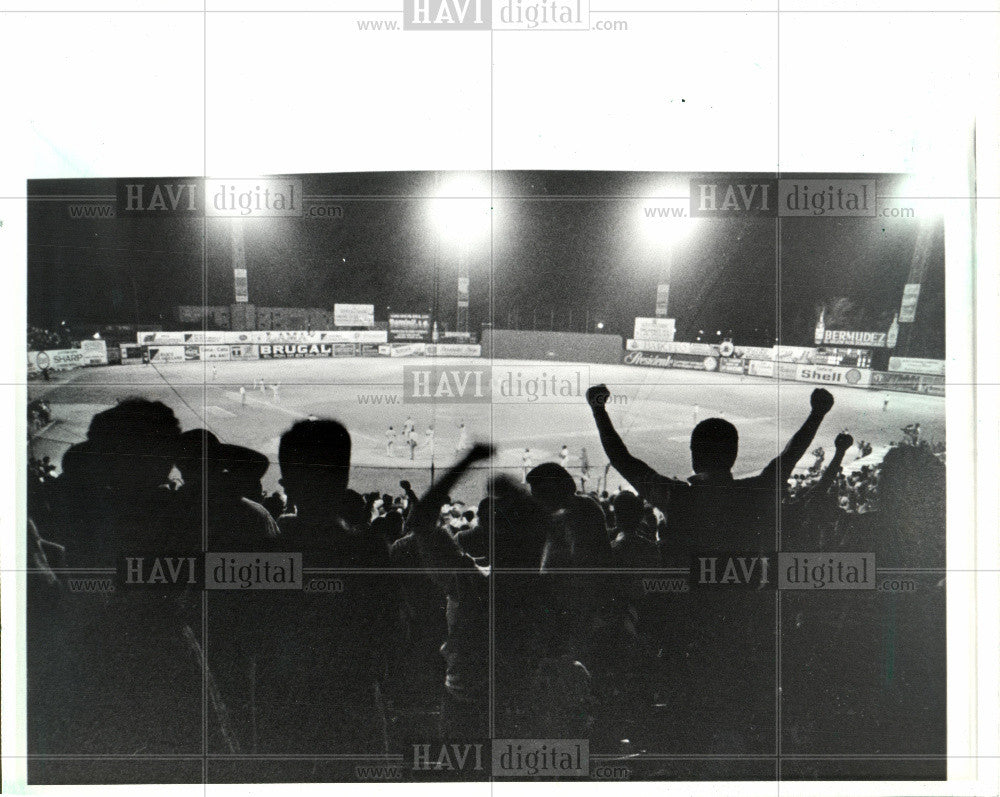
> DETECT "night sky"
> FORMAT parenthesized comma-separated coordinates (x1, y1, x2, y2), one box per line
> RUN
(27, 171, 945, 355)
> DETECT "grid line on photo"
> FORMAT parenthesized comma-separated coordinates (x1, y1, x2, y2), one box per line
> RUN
(202, 10, 210, 781)
(488, 31, 497, 747)
(775, 4, 783, 782)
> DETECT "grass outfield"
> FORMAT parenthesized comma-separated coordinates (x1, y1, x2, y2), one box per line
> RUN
(28, 357, 945, 500)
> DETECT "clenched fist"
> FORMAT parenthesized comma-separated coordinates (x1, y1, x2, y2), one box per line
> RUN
(834, 432, 854, 452)
(811, 388, 834, 415)
(586, 383, 612, 409)
(466, 442, 495, 462)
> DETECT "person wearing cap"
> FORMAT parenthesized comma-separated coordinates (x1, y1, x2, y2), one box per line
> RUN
(175, 428, 279, 551)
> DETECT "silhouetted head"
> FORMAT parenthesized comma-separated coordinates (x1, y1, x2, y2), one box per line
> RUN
(381, 509, 404, 543)
(219, 444, 270, 501)
(340, 488, 368, 529)
(526, 463, 577, 511)
(85, 398, 181, 489)
(564, 495, 614, 567)
(612, 490, 643, 531)
(489, 490, 549, 569)
(59, 441, 96, 484)
(690, 417, 739, 473)
(278, 419, 351, 516)
(177, 429, 222, 486)
(178, 429, 268, 500)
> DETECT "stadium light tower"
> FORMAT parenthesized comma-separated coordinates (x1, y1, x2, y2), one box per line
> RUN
(890, 174, 945, 357)
(638, 179, 698, 319)
(430, 174, 491, 334)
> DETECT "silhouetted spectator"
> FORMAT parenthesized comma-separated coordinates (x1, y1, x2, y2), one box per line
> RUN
(611, 491, 659, 569)
(252, 419, 398, 760)
(175, 428, 279, 550)
(28, 399, 202, 765)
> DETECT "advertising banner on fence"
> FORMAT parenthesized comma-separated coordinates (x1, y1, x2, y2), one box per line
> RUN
(331, 330, 386, 344)
(718, 358, 746, 375)
(137, 331, 186, 345)
(389, 313, 432, 341)
(872, 371, 945, 396)
(623, 351, 672, 368)
(334, 303, 375, 328)
(260, 343, 335, 358)
(623, 350, 718, 371)
(426, 343, 482, 357)
(202, 345, 231, 361)
(79, 339, 109, 365)
(260, 330, 387, 344)
(748, 360, 775, 378)
(626, 339, 719, 356)
(184, 345, 201, 361)
(774, 345, 817, 362)
(254, 330, 319, 344)
(776, 361, 798, 380)
(149, 346, 186, 363)
(822, 330, 888, 348)
(633, 317, 676, 343)
(734, 345, 775, 360)
(627, 339, 671, 353)
(229, 344, 259, 360)
(141, 330, 389, 345)
(28, 349, 89, 373)
(121, 344, 146, 364)
(888, 356, 945, 376)
(181, 331, 230, 345)
(795, 363, 872, 388)
(378, 343, 428, 357)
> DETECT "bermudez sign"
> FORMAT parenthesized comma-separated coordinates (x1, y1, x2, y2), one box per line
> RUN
(822, 329, 888, 347)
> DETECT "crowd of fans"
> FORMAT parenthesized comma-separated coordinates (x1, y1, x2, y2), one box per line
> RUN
(786, 424, 945, 518)
(28, 399, 52, 431)
(27, 325, 73, 352)
(25, 386, 947, 780)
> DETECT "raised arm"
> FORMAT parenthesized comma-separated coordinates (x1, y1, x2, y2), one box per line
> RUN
(761, 388, 834, 486)
(586, 384, 677, 513)
(811, 432, 853, 496)
(399, 480, 420, 522)
(405, 444, 493, 574)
